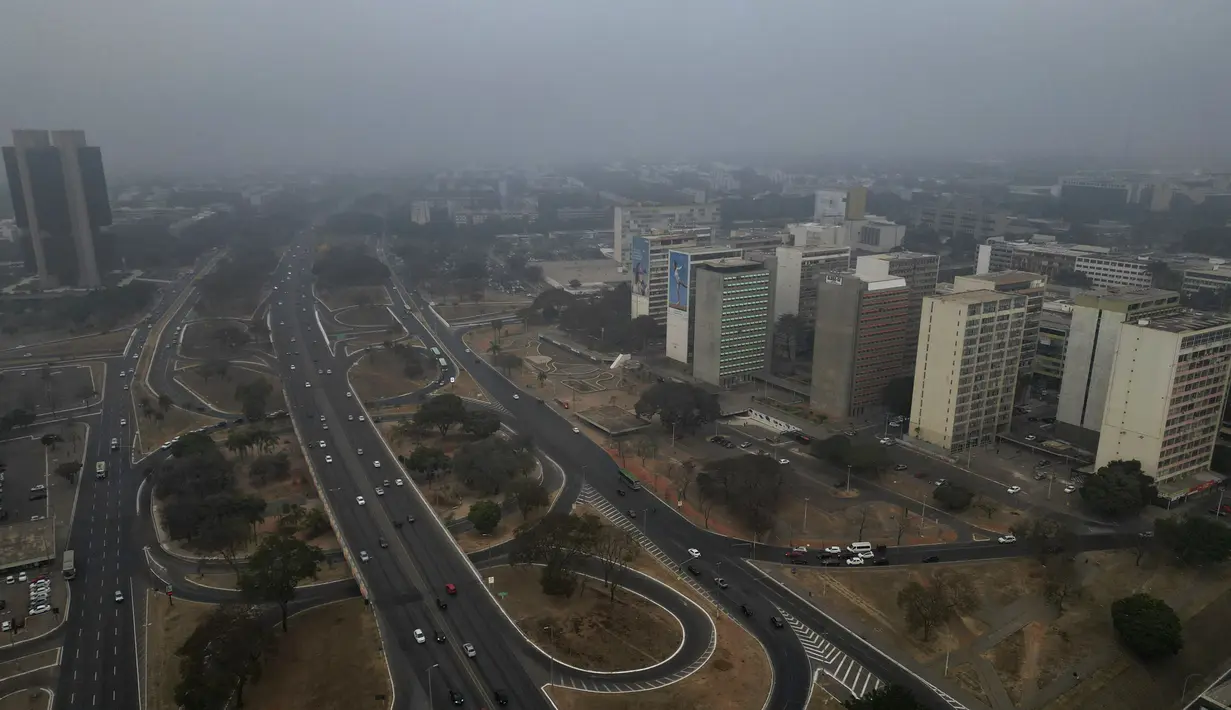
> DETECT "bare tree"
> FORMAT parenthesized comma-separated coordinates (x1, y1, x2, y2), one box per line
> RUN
(856, 507, 870, 541)
(593, 527, 641, 601)
(1042, 557, 1081, 613)
(699, 495, 719, 530)
(896, 505, 911, 545)
(973, 497, 999, 520)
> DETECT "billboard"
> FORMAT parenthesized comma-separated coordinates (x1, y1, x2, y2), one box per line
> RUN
(668, 250, 690, 311)
(631, 237, 650, 297)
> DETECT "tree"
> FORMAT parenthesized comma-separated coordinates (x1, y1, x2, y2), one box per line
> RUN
(248, 452, 291, 486)
(696, 455, 787, 541)
(1111, 593, 1183, 661)
(493, 352, 523, 376)
(55, 461, 81, 483)
(235, 379, 274, 422)
(508, 478, 549, 519)
(811, 436, 852, 465)
(75, 385, 96, 407)
(511, 512, 602, 597)
(405, 445, 451, 478)
(462, 410, 502, 438)
(1079, 460, 1157, 519)
(238, 532, 325, 632)
(1042, 556, 1082, 613)
(843, 683, 925, 710)
(932, 482, 974, 511)
(158, 393, 173, 413)
(467, 500, 503, 534)
(1011, 518, 1078, 561)
(392, 419, 431, 447)
(451, 436, 535, 495)
(413, 394, 468, 437)
(846, 444, 890, 477)
(592, 527, 640, 600)
(634, 382, 720, 433)
(1154, 514, 1231, 566)
(896, 570, 979, 642)
(486, 340, 502, 356)
(227, 429, 254, 459)
(40, 433, 63, 451)
(490, 318, 505, 341)
(174, 604, 271, 710)
(629, 315, 662, 351)
(973, 497, 999, 520)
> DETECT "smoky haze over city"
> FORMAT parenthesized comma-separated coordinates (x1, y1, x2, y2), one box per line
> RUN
(2, 0, 1230, 174)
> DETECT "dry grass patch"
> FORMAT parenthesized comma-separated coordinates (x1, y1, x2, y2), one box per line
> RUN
(334, 305, 396, 327)
(191, 560, 353, 591)
(7, 329, 131, 361)
(131, 380, 220, 454)
(147, 593, 215, 710)
(0, 689, 51, 710)
(349, 349, 432, 402)
(876, 476, 1026, 535)
(242, 599, 390, 710)
(493, 565, 682, 672)
(176, 364, 284, 414)
(317, 286, 390, 311)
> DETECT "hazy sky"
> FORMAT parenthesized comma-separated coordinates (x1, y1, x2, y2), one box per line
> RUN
(2, 1, 1227, 175)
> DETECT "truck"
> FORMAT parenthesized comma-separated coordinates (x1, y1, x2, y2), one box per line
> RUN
(62, 549, 76, 579)
(95, 461, 108, 479)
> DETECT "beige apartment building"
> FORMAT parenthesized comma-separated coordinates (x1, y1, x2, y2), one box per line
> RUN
(910, 290, 1028, 453)
(1096, 311, 1231, 484)
(953, 271, 1045, 375)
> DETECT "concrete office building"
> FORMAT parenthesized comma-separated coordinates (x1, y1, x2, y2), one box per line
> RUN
(1035, 302, 1073, 384)
(855, 252, 940, 374)
(766, 245, 851, 322)
(1096, 311, 1231, 484)
(1056, 288, 1183, 439)
(847, 216, 906, 253)
(2, 129, 111, 288)
(664, 245, 746, 363)
(914, 199, 1009, 242)
(953, 272, 1046, 374)
(613, 203, 721, 264)
(788, 222, 846, 248)
(692, 260, 771, 388)
(910, 290, 1028, 453)
(977, 239, 1152, 290)
(809, 271, 909, 419)
(1059, 176, 1133, 215)
(629, 231, 705, 325)
(813, 186, 867, 223)
(1182, 265, 1231, 297)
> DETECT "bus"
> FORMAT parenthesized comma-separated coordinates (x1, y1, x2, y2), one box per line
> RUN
(95, 461, 107, 479)
(430, 347, 442, 357)
(62, 550, 76, 580)
(617, 468, 641, 491)
(437, 357, 448, 369)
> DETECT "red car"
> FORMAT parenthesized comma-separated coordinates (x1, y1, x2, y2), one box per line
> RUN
(445, 583, 457, 595)
(784, 550, 804, 558)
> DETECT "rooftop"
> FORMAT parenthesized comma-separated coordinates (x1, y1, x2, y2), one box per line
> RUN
(933, 289, 1022, 305)
(861, 250, 938, 262)
(960, 270, 1046, 286)
(698, 258, 763, 273)
(1129, 310, 1231, 334)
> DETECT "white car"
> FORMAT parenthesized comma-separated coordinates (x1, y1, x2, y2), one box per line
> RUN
(375, 487, 385, 496)
(359, 551, 370, 563)
(123, 385, 129, 391)
(373, 460, 381, 468)
(859, 550, 875, 559)
(28, 604, 50, 616)
(998, 535, 1017, 544)
(327, 369, 333, 375)
(357, 448, 364, 456)
(324, 455, 333, 463)
(358, 415, 366, 422)
(778, 458, 790, 465)
(356, 496, 366, 506)
(319, 440, 326, 448)
(823, 546, 842, 555)
(348, 414, 354, 421)
(513, 394, 520, 400)
(305, 382, 311, 388)
(1025, 434, 1038, 442)
(1064, 485, 1076, 494)
(464, 348, 472, 353)
(845, 556, 865, 566)
(290, 365, 296, 370)
(395, 478, 404, 487)
(572, 427, 580, 434)
(414, 628, 426, 644)
(792, 546, 808, 553)
(463, 643, 477, 658)
(4, 576, 14, 585)
(120, 418, 127, 426)
(1006, 486, 1022, 494)
(687, 548, 700, 558)
(320, 416, 326, 422)
(346, 392, 352, 398)
(17, 572, 27, 583)
(115, 590, 125, 603)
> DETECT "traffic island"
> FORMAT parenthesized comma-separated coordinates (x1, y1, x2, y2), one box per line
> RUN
(145, 592, 214, 710)
(174, 363, 285, 415)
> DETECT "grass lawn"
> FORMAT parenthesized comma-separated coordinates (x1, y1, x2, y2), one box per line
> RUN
(0, 689, 51, 710)
(493, 565, 683, 672)
(131, 379, 220, 454)
(334, 305, 396, 327)
(176, 363, 285, 414)
(317, 286, 390, 311)
(242, 599, 390, 710)
(349, 349, 432, 402)
(192, 560, 353, 591)
(3, 329, 132, 361)
(180, 318, 264, 361)
(146, 592, 215, 710)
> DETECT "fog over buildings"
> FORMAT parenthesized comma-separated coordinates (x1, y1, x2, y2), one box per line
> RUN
(1, 0, 1229, 175)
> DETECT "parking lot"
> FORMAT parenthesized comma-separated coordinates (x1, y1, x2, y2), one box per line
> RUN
(0, 436, 53, 525)
(0, 567, 64, 643)
(0, 364, 99, 416)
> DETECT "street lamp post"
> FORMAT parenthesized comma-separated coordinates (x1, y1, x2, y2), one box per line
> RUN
(427, 663, 439, 707)
(846, 465, 852, 493)
(803, 497, 810, 533)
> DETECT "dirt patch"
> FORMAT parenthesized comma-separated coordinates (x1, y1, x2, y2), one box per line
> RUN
(147, 592, 215, 710)
(0, 689, 51, 710)
(877, 475, 1026, 534)
(987, 627, 1024, 702)
(948, 663, 991, 707)
(0, 362, 100, 416)
(176, 364, 284, 415)
(317, 286, 390, 311)
(493, 564, 682, 672)
(350, 349, 433, 402)
(243, 599, 390, 710)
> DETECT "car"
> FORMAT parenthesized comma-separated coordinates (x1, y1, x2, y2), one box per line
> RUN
(572, 427, 580, 434)
(28, 604, 50, 616)
(1, 621, 9, 632)
(843, 429, 858, 436)
(373, 460, 381, 468)
(358, 415, 366, 422)
(356, 496, 366, 506)
(413, 628, 427, 644)
(17, 572, 27, 583)
(322, 424, 328, 430)
(1024, 434, 1038, 442)
(395, 478, 404, 487)
(445, 583, 457, 595)
(119, 371, 126, 378)
(740, 604, 754, 617)
(823, 546, 842, 555)
(1034, 471, 1049, 481)
(686, 564, 700, 576)
(493, 690, 509, 706)
(325, 455, 333, 463)
(120, 418, 127, 426)
(378, 537, 388, 548)
(739, 442, 751, 449)
(320, 415, 326, 422)
(123, 384, 129, 390)
(357, 448, 364, 456)
(463, 642, 477, 658)
(305, 382, 311, 388)
(448, 690, 464, 706)
(714, 577, 729, 589)
(359, 551, 370, 563)
(723, 441, 736, 449)
(513, 394, 520, 400)
(407, 515, 415, 523)
(375, 487, 385, 496)
(922, 555, 940, 563)
(845, 556, 865, 566)
(785, 550, 804, 558)
(434, 630, 446, 642)
(382, 479, 391, 487)
(317, 369, 323, 375)
(1006, 486, 1022, 494)
(319, 440, 327, 448)
(115, 590, 124, 603)
(326, 369, 332, 375)
(345, 392, 352, 398)
(998, 535, 1017, 544)
(778, 458, 790, 465)
(290, 365, 296, 370)
(879, 437, 895, 445)
(1063, 485, 1076, 494)
(790, 557, 809, 565)
(687, 548, 701, 558)
(893, 464, 908, 471)
(934, 478, 947, 487)
(859, 550, 875, 559)
(626, 509, 636, 519)
(4, 576, 14, 585)
(709, 436, 725, 443)
(770, 616, 784, 629)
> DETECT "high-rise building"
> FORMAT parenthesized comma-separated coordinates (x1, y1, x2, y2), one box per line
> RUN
(910, 290, 1028, 453)
(953, 272, 1046, 375)
(1059, 176, 1133, 216)
(809, 271, 909, 419)
(1034, 302, 1072, 384)
(1096, 311, 1231, 484)
(914, 198, 1009, 242)
(1056, 288, 1183, 437)
(845, 216, 906, 253)
(664, 245, 746, 363)
(691, 260, 771, 388)
(629, 231, 707, 325)
(766, 245, 851, 322)
(3, 129, 111, 288)
(612, 203, 721, 264)
(855, 252, 940, 375)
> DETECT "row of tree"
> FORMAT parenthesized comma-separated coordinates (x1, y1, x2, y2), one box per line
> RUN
(510, 512, 640, 599)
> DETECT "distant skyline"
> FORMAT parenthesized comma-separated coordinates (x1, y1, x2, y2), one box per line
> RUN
(1, 1, 1228, 175)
